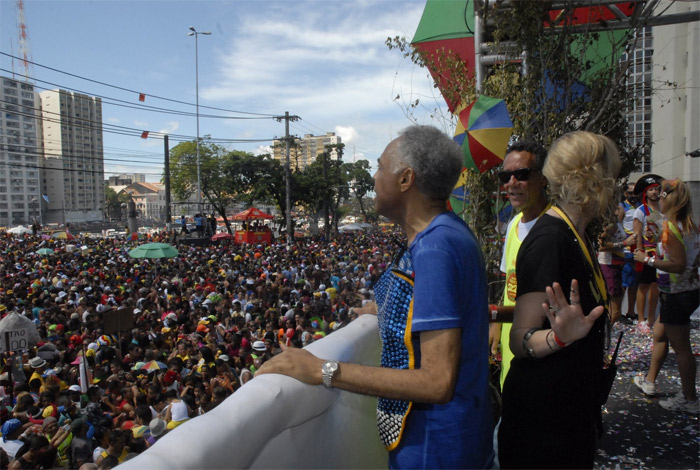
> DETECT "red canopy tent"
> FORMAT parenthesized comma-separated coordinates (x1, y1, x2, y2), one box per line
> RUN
(231, 208, 274, 244)
(231, 207, 274, 221)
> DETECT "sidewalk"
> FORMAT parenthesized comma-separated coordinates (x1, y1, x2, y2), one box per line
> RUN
(595, 320, 699, 469)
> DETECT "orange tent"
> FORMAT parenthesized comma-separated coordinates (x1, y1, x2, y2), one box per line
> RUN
(231, 207, 274, 221)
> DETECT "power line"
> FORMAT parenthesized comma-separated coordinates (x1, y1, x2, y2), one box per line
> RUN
(0, 69, 274, 121)
(0, 97, 277, 144)
(0, 159, 163, 177)
(0, 51, 279, 117)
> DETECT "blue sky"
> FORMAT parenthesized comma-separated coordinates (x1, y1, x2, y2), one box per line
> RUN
(1, 0, 451, 182)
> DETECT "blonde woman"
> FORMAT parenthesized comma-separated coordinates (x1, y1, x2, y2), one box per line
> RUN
(633, 179, 699, 414)
(498, 131, 621, 469)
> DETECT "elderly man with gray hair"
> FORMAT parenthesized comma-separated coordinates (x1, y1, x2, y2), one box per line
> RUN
(259, 125, 494, 469)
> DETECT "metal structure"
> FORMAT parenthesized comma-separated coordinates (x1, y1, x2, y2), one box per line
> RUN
(16, 0, 33, 81)
(187, 26, 211, 210)
(473, 0, 699, 91)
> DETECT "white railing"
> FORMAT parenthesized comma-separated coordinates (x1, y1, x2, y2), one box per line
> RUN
(119, 315, 388, 469)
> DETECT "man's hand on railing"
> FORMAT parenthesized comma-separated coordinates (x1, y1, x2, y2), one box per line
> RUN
(351, 301, 377, 316)
(256, 348, 325, 386)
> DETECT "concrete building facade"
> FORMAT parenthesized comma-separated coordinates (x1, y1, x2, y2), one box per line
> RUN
(0, 76, 42, 227)
(272, 132, 342, 170)
(628, 1, 699, 220)
(39, 89, 105, 224)
(122, 181, 166, 223)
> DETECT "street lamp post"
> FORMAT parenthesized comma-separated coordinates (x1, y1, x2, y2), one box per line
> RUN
(187, 26, 211, 212)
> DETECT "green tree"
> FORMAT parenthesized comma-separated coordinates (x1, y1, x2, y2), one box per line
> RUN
(346, 159, 375, 222)
(223, 152, 292, 225)
(387, 1, 661, 301)
(104, 186, 131, 222)
(168, 139, 240, 233)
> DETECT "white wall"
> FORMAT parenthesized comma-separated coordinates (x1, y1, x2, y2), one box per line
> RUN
(118, 315, 388, 469)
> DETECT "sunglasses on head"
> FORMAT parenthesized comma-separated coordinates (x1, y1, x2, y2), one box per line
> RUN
(497, 168, 536, 184)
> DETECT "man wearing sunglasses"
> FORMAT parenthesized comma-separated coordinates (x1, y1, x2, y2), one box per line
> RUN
(489, 141, 549, 388)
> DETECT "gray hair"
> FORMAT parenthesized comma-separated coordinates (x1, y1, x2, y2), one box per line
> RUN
(394, 125, 463, 201)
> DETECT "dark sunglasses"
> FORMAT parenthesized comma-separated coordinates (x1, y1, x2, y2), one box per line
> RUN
(497, 168, 536, 184)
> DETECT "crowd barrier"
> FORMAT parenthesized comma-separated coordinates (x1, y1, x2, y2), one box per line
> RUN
(118, 315, 388, 469)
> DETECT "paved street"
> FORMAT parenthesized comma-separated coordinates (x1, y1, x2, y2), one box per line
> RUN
(595, 320, 699, 469)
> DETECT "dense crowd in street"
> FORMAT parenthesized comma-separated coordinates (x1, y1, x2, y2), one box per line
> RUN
(0, 228, 394, 469)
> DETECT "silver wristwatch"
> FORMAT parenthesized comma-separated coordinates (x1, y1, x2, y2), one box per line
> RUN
(321, 360, 339, 388)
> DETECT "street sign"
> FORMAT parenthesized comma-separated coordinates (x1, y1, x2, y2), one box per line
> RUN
(1, 327, 32, 353)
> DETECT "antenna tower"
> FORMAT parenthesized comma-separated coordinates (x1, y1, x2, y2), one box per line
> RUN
(17, 0, 33, 81)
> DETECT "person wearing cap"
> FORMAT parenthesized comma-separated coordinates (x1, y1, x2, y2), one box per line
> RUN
(147, 418, 167, 446)
(27, 357, 47, 390)
(258, 126, 494, 469)
(0, 418, 28, 460)
(632, 174, 664, 334)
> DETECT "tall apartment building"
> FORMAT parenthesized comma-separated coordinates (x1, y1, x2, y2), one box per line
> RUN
(272, 132, 342, 170)
(40, 89, 105, 224)
(627, 0, 699, 221)
(0, 76, 42, 227)
(622, 26, 653, 173)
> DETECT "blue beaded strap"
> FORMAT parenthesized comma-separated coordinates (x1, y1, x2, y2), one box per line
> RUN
(375, 248, 415, 450)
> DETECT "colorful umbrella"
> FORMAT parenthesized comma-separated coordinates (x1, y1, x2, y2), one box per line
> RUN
(128, 242, 178, 259)
(52, 231, 75, 240)
(211, 232, 234, 241)
(453, 95, 513, 173)
(7, 225, 33, 235)
(139, 360, 167, 372)
(411, 0, 476, 113)
(36, 248, 55, 255)
(449, 169, 470, 215)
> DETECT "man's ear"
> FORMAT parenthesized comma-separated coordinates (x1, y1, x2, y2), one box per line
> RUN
(399, 167, 415, 192)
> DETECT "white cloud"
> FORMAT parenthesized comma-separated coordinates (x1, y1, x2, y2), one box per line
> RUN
(254, 145, 273, 156)
(133, 120, 149, 127)
(335, 126, 358, 144)
(197, 1, 432, 164)
(159, 121, 180, 134)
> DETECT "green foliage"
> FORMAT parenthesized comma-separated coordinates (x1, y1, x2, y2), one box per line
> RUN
(388, 0, 658, 301)
(104, 186, 131, 221)
(167, 139, 374, 235)
(346, 159, 375, 221)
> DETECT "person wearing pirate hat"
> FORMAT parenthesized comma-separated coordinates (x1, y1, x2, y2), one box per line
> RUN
(632, 174, 664, 334)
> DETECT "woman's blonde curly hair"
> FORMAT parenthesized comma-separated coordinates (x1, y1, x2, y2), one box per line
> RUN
(544, 131, 621, 217)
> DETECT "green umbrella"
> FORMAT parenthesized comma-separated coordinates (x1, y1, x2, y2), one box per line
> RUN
(36, 248, 55, 255)
(128, 243, 178, 259)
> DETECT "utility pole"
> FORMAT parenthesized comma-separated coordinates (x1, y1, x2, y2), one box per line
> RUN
(164, 135, 172, 230)
(274, 111, 300, 244)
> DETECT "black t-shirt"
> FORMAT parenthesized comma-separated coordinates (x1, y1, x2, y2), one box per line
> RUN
(499, 214, 607, 469)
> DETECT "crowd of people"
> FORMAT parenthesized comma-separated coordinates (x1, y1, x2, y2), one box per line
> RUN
(0, 227, 395, 469)
(0, 124, 697, 470)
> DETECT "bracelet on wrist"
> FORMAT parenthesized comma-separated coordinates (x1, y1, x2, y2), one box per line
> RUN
(523, 327, 539, 359)
(489, 304, 498, 322)
(553, 331, 572, 348)
(647, 255, 655, 267)
(545, 330, 556, 351)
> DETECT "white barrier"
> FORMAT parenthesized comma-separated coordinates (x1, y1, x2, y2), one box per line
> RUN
(119, 315, 388, 469)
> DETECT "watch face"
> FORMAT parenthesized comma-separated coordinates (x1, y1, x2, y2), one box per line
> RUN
(323, 361, 338, 374)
